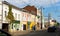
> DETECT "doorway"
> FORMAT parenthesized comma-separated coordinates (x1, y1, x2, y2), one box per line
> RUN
(23, 24, 26, 30)
(2, 23, 9, 32)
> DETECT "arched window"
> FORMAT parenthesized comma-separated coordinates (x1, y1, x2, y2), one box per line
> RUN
(5, 11, 7, 17)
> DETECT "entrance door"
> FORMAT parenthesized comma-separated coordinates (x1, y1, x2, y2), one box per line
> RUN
(23, 24, 26, 30)
(2, 23, 9, 32)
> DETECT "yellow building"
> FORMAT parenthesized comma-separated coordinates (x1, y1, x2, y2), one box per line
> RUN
(23, 5, 37, 30)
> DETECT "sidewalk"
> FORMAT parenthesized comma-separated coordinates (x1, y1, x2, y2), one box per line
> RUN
(9, 31, 31, 36)
(9, 28, 47, 36)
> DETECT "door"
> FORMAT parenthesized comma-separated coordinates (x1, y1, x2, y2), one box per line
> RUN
(23, 24, 26, 30)
(2, 23, 9, 32)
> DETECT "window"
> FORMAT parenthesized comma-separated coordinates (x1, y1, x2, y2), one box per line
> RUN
(28, 14, 31, 21)
(22, 13, 26, 21)
(5, 11, 7, 17)
(15, 13, 17, 19)
(0, 16, 1, 20)
(12, 24, 13, 29)
(28, 15, 31, 21)
(5, 8, 7, 9)
(18, 14, 20, 20)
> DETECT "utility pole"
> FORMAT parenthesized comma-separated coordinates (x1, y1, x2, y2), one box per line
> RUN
(48, 13, 51, 27)
(40, 7, 43, 29)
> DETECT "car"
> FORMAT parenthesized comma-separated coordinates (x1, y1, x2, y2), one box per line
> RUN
(47, 26, 56, 32)
(0, 29, 11, 36)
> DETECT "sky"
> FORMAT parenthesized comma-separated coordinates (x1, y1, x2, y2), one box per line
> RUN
(3, 0, 60, 23)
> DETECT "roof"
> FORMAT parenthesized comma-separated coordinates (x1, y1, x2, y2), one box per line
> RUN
(23, 5, 37, 15)
(3, 1, 37, 15)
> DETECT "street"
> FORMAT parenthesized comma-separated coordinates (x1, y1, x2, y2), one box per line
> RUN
(17, 30, 60, 36)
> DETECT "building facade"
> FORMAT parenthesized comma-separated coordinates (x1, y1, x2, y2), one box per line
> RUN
(2, 1, 23, 32)
(36, 9, 41, 30)
(0, 1, 41, 32)
(0, 1, 2, 29)
(23, 5, 43, 30)
(23, 5, 37, 30)
(0, 1, 43, 32)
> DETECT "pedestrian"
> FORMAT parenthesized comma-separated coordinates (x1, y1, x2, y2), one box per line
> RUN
(33, 25, 36, 31)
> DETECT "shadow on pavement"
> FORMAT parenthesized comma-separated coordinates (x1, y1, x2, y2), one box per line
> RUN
(0, 29, 11, 36)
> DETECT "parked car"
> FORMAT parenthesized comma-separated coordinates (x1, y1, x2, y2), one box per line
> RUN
(0, 29, 11, 36)
(47, 26, 56, 32)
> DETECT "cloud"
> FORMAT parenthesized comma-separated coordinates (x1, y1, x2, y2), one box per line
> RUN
(29, 0, 60, 7)
(22, 0, 29, 2)
(4, 0, 28, 8)
(5, 0, 29, 6)
(14, 0, 29, 4)
(4, 0, 60, 8)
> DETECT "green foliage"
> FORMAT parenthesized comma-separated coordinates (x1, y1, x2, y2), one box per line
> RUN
(27, 21, 31, 25)
(54, 22, 59, 26)
(37, 15, 40, 18)
(6, 5, 14, 23)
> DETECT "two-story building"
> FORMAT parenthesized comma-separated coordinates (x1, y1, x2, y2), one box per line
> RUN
(1, 1, 24, 32)
(22, 5, 37, 30)
(0, 1, 42, 32)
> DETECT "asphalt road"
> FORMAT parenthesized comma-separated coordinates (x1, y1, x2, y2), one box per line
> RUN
(19, 30, 60, 36)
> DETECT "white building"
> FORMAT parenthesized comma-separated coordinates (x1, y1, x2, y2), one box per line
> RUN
(0, 1, 2, 29)
(0, 1, 28, 32)
(36, 8, 45, 30)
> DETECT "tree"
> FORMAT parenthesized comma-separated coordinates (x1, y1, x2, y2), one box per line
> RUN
(54, 22, 59, 27)
(6, 5, 14, 24)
